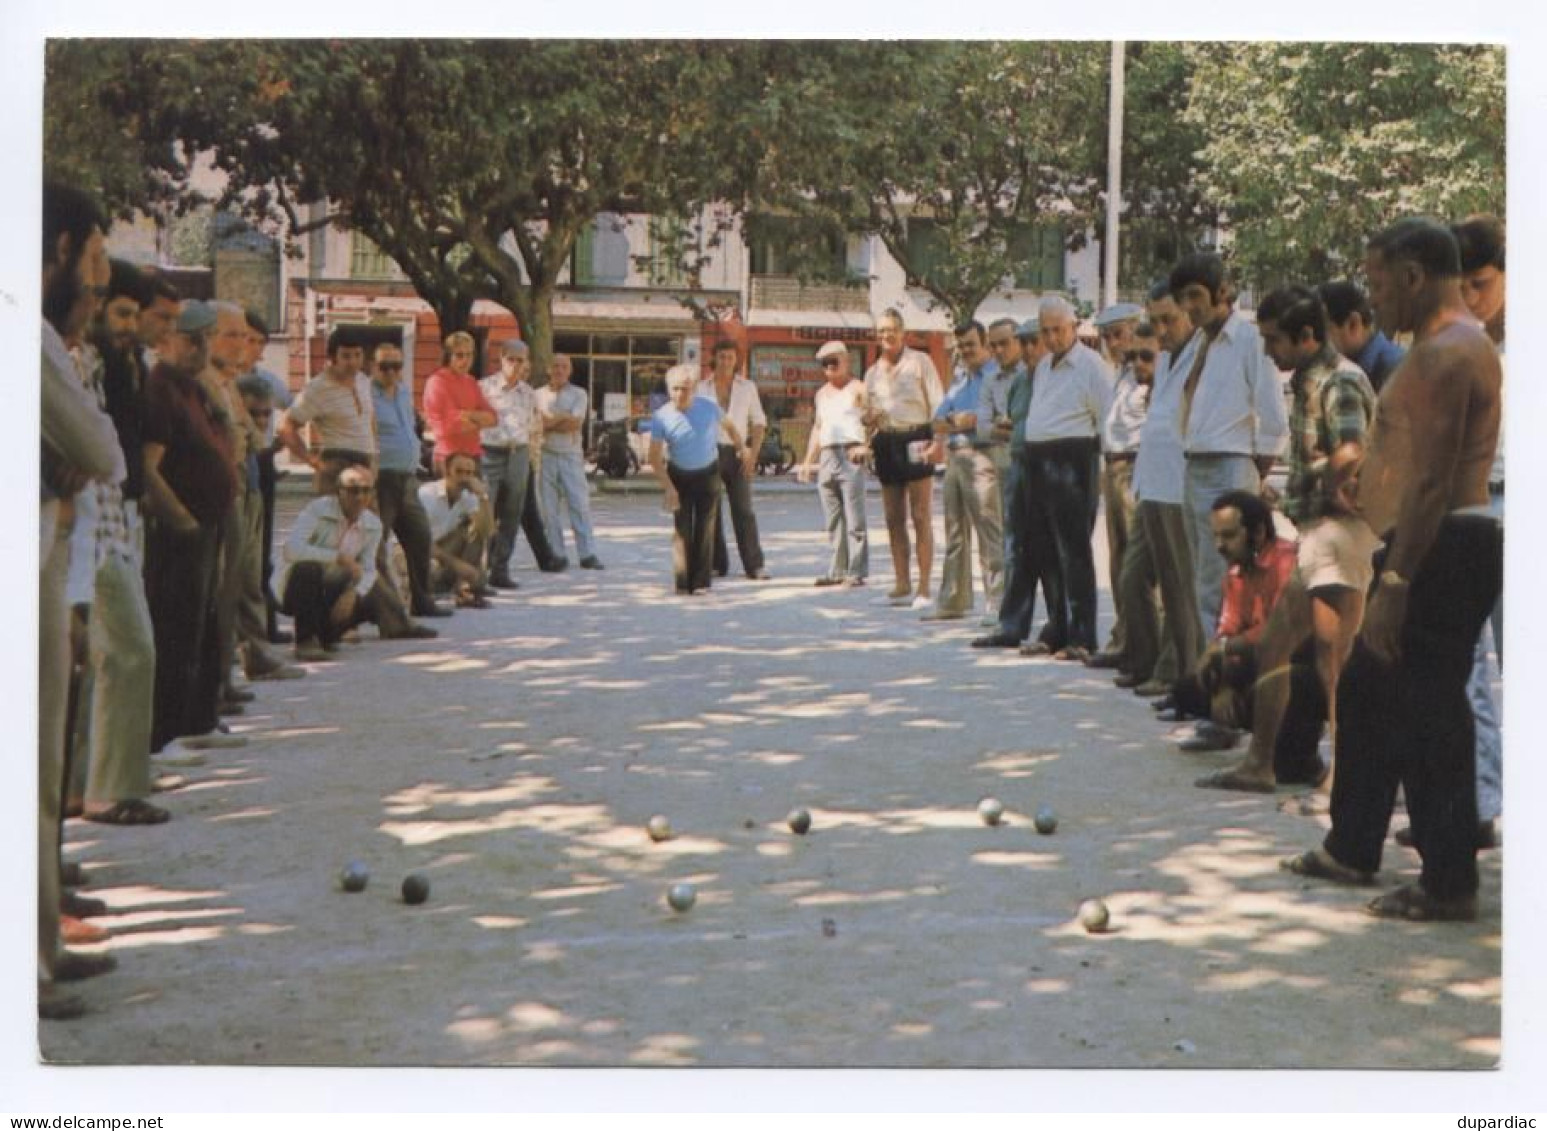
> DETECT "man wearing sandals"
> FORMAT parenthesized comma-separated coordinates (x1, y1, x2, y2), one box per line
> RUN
(1282, 218, 1502, 922)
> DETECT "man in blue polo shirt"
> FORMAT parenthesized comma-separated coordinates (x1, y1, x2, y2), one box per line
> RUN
(369, 341, 447, 619)
(650, 364, 742, 595)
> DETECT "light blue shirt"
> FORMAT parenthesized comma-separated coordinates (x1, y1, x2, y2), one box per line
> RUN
(936, 359, 999, 449)
(651, 398, 723, 471)
(1132, 337, 1197, 505)
(371, 378, 421, 474)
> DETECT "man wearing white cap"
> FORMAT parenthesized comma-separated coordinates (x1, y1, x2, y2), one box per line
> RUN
(798, 342, 870, 586)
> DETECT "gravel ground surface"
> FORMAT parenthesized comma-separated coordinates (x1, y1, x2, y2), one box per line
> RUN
(23, 478, 1515, 1102)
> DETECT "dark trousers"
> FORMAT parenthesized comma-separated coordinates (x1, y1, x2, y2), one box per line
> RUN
(1028, 438, 1099, 650)
(282, 561, 365, 646)
(483, 444, 532, 580)
(712, 444, 765, 576)
(1324, 514, 1502, 899)
(145, 519, 223, 752)
(375, 468, 436, 613)
(1171, 639, 1327, 785)
(257, 450, 280, 638)
(521, 468, 562, 569)
(996, 446, 1064, 646)
(669, 463, 722, 593)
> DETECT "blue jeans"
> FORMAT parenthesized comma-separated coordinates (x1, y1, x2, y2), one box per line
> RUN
(1468, 489, 1503, 820)
(538, 450, 597, 562)
(482, 444, 532, 578)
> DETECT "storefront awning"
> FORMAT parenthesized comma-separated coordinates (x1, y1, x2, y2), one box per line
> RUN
(551, 298, 703, 331)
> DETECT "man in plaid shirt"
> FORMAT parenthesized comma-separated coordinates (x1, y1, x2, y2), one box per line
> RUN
(1197, 285, 1376, 795)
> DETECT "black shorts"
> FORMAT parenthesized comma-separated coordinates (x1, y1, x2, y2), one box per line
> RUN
(872, 424, 935, 486)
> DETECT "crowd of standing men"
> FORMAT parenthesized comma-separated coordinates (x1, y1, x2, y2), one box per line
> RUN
(789, 214, 1503, 926)
(37, 170, 1504, 1024)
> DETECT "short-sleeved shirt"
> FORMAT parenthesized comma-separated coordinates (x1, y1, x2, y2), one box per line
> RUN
(418, 479, 484, 542)
(480, 373, 540, 449)
(863, 346, 943, 429)
(371, 378, 421, 474)
(1283, 343, 1376, 525)
(1297, 514, 1381, 594)
(288, 370, 376, 454)
(143, 363, 238, 527)
(812, 380, 868, 447)
(536, 382, 590, 457)
(651, 398, 723, 471)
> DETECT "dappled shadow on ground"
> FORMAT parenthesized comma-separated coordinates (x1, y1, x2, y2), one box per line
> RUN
(48, 494, 1501, 1068)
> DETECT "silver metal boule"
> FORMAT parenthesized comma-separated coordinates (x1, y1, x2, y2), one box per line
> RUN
(647, 815, 673, 842)
(978, 797, 1005, 826)
(667, 883, 697, 913)
(1078, 898, 1110, 933)
(341, 862, 369, 892)
(1034, 807, 1058, 835)
(787, 808, 812, 835)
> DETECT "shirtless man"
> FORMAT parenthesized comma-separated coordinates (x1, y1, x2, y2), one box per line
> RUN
(1280, 218, 1502, 923)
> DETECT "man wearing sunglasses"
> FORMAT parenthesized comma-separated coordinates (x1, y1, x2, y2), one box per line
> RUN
(278, 466, 392, 662)
(1088, 303, 1147, 671)
(371, 341, 447, 619)
(797, 342, 870, 587)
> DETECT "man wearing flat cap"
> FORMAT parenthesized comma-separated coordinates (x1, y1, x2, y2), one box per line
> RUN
(798, 341, 870, 586)
(479, 338, 543, 589)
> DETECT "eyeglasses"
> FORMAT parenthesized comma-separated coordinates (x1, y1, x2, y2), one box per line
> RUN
(377, 362, 403, 372)
(1125, 349, 1156, 363)
(820, 358, 842, 369)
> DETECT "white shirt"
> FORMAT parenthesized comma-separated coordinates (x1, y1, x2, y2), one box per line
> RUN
(535, 382, 589, 456)
(479, 373, 540, 448)
(1023, 342, 1114, 444)
(1132, 337, 1198, 505)
(863, 346, 942, 428)
(812, 379, 868, 447)
(695, 374, 767, 447)
(1181, 313, 1289, 458)
(1102, 364, 1149, 455)
(418, 479, 483, 542)
(277, 495, 382, 599)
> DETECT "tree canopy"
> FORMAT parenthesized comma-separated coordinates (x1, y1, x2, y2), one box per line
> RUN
(1183, 42, 1505, 285)
(44, 39, 1506, 339)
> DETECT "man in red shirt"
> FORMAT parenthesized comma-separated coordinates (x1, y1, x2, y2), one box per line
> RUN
(423, 330, 497, 470)
(1160, 490, 1296, 751)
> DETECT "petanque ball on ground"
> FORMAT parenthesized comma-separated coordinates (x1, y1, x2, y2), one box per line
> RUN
(666, 883, 697, 913)
(978, 797, 1005, 826)
(1034, 806, 1058, 835)
(340, 861, 369, 893)
(1078, 898, 1110, 933)
(647, 815, 673, 842)
(787, 807, 812, 835)
(401, 873, 430, 905)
